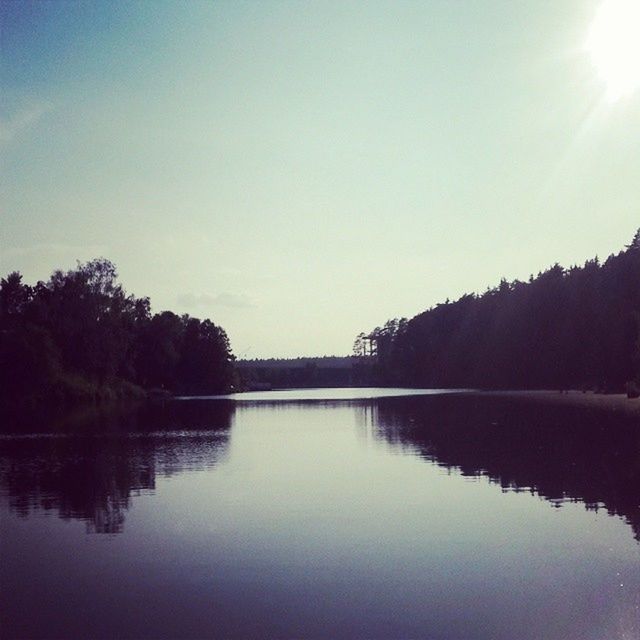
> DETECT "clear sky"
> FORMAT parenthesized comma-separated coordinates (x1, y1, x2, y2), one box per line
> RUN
(1, 1, 639, 357)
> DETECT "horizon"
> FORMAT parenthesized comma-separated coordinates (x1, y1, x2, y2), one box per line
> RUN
(2, 233, 636, 361)
(2, 1, 639, 357)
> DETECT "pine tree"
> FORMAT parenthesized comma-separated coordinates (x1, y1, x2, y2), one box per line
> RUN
(627, 228, 640, 251)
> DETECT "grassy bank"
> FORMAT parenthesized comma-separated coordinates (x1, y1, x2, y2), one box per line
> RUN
(0, 374, 148, 413)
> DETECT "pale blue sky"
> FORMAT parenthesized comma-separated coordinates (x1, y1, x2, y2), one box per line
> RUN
(1, 1, 638, 357)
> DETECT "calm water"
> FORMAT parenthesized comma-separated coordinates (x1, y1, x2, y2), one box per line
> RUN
(1, 389, 639, 640)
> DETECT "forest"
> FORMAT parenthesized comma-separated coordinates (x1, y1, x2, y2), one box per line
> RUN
(3, 231, 639, 408)
(237, 357, 360, 389)
(356, 230, 640, 393)
(0, 259, 236, 407)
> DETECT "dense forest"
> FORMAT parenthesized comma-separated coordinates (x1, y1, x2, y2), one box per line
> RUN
(237, 356, 362, 389)
(3, 231, 639, 407)
(356, 230, 640, 392)
(0, 259, 236, 406)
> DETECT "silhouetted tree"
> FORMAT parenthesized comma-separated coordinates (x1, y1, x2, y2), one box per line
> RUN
(0, 259, 236, 406)
(358, 230, 640, 391)
(1, 272, 33, 333)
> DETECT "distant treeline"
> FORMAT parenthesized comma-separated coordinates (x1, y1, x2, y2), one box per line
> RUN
(0, 259, 236, 407)
(357, 230, 640, 392)
(237, 356, 371, 389)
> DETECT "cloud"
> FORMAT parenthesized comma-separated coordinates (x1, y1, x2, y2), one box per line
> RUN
(176, 292, 255, 309)
(0, 102, 53, 144)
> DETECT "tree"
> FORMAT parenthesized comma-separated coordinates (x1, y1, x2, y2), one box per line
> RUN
(0, 272, 31, 328)
(357, 233, 640, 391)
(0, 258, 237, 406)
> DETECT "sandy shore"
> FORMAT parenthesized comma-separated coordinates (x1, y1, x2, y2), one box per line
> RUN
(474, 389, 640, 418)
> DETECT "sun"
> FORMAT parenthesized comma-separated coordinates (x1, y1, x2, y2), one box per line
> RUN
(586, 0, 640, 101)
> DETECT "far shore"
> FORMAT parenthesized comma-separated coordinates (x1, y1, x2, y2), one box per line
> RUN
(475, 389, 640, 417)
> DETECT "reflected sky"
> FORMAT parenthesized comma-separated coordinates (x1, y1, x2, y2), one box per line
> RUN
(2, 391, 639, 639)
(177, 386, 471, 401)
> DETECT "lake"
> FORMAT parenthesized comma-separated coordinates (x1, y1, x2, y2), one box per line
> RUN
(1, 389, 639, 639)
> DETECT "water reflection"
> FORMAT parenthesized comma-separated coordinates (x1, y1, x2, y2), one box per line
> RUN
(2, 393, 639, 543)
(369, 394, 640, 542)
(0, 401, 234, 533)
(2, 393, 639, 639)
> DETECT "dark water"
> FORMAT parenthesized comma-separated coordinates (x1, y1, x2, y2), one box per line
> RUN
(1, 390, 639, 639)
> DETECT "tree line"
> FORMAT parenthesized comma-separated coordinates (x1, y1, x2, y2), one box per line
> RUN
(356, 230, 640, 392)
(0, 259, 236, 406)
(237, 356, 362, 390)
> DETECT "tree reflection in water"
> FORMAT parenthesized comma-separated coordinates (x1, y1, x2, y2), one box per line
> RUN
(366, 394, 640, 542)
(0, 401, 234, 533)
(2, 393, 639, 542)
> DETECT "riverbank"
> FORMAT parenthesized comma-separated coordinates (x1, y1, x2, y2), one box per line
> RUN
(476, 390, 640, 417)
(0, 375, 148, 411)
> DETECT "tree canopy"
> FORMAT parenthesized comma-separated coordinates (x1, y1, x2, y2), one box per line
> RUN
(358, 231, 640, 391)
(0, 259, 236, 405)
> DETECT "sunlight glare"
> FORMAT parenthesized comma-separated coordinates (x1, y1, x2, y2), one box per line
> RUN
(586, 0, 640, 101)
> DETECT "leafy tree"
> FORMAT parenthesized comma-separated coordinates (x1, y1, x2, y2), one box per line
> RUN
(0, 272, 32, 328)
(0, 259, 236, 406)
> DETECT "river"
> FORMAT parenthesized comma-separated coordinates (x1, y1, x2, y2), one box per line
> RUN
(1, 389, 638, 639)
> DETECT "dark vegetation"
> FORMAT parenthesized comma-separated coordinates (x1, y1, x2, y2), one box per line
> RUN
(237, 356, 371, 389)
(0, 259, 236, 408)
(3, 231, 639, 406)
(357, 230, 640, 392)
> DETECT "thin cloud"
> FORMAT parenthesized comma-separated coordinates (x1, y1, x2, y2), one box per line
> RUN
(177, 292, 255, 309)
(0, 102, 53, 144)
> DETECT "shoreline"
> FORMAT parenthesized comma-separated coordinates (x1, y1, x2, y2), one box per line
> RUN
(474, 389, 640, 417)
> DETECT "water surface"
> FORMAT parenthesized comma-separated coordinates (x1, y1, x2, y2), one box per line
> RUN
(178, 386, 469, 401)
(1, 390, 639, 639)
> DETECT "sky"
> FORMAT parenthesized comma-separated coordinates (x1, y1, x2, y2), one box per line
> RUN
(1, 0, 639, 358)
